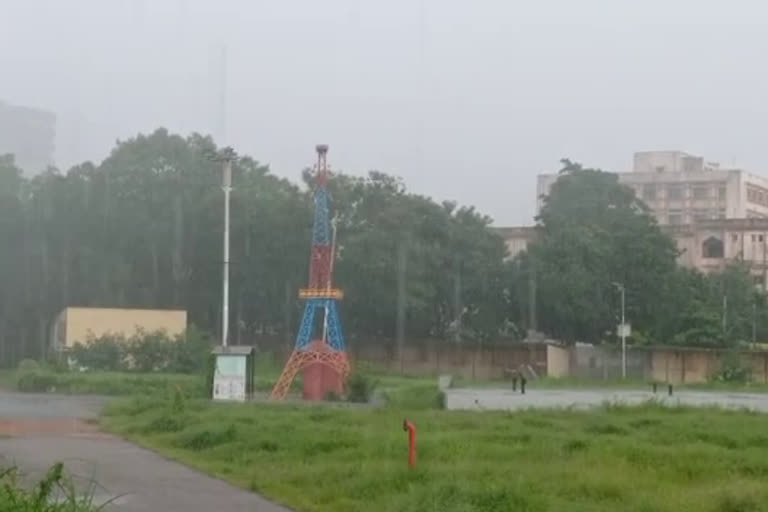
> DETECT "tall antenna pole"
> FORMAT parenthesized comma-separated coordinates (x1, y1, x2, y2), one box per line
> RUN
(214, 147, 236, 348)
(218, 44, 228, 146)
(222, 155, 232, 347)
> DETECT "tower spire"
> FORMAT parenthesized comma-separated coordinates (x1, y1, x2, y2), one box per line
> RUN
(271, 145, 350, 401)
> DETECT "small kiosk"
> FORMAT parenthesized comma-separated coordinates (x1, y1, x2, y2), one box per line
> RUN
(211, 346, 255, 402)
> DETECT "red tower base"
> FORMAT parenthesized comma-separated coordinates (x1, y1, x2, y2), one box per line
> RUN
(303, 361, 343, 401)
(270, 339, 350, 401)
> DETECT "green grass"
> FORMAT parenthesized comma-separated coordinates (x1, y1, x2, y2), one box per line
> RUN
(15, 370, 206, 397)
(0, 463, 101, 511)
(103, 397, 768, 512)
(0, 369, 15, 390)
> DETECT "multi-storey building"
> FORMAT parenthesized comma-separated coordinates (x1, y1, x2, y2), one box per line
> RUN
(500, 151, 768, 288)
(536, 151, 768, 224)
(0, 100, 56, 175)
(496, 219, 768, 287)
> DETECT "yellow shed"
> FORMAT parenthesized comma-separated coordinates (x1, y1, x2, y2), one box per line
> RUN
(51, 307, 187, 350)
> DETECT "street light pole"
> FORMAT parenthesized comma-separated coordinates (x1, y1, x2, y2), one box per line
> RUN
(613, 282, 627, 379)
(221, 155, 233, 347)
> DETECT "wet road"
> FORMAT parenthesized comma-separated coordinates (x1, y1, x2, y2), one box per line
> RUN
(0, 392, 291, 511)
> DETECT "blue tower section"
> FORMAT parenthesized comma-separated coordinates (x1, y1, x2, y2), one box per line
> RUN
(271, 144, 349, 400)
(294, 299, 346, 351)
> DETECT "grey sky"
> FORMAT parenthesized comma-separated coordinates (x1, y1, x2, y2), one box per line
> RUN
(2, 0, 767, 225)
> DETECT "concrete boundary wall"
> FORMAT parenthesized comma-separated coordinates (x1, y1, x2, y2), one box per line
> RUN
(255, 336, 768, 384)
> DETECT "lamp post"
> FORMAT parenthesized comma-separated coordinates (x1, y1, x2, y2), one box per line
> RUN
(217, 147, 237, 347)
(613, 282, 627, 379)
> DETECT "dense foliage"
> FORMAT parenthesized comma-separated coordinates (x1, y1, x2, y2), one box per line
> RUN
(0, 129, 507, 366)
(68, 327, 211, 373)
(1, 132, 766, 364)
(515, 159, 768, 347)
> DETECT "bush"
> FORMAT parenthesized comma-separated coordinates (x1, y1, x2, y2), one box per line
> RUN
(346, 372, 378, 403)
(129, 329, 172, 372)
(17, 359, 41, 372)
(70, 334, 126, 371)
(385, 383, 445, 410)
(711, 353, 751, 383)
(167, 326, 212, 373)
(68, 327, 213, 374)
(16, 371, 58, 392)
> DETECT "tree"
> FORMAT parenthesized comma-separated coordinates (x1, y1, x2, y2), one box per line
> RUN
(0, 130, 514, 366)
(524, 159, 680, 343)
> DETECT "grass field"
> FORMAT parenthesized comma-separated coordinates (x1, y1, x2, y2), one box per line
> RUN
(103, 396, 768, 512)
(13, 370, 207, 397)
(0, 463, 99, 511)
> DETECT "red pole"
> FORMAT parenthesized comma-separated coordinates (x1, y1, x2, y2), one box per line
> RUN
(403, 419, 417, 468)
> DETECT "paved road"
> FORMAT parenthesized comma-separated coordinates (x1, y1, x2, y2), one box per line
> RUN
(446, 388, 768, 412)
(0, 393, 291, 512)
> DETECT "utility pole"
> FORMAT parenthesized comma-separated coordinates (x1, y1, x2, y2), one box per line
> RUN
(528, 263, 537, 332)
(753, 301, 757, 345)
(211, 147, 237, 348)
(613, 282, 627, 379)
(221, 155, 233, 347)
(453, 261, 462, 343)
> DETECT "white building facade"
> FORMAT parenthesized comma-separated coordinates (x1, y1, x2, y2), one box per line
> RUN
(537, 151, 768, 225)
(504, 151, 768, 288)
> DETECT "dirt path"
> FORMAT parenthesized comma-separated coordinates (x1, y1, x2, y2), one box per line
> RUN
(0, 392, 291, 511)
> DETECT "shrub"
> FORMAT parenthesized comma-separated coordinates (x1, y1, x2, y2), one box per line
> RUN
(69, 327, 213, 374)
(385, 383, 444, 410)
(167, 326, 212, 373)
(70, 334, 126, 371)
(711, 353, 751, 383)
(16, 371, 58, 392)
(346, 372, 378, 403)
(17, 359, 41, 372)
(129, 329, 172, 372)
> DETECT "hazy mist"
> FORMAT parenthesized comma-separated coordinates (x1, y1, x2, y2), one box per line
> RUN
(2, 0, 767, 224)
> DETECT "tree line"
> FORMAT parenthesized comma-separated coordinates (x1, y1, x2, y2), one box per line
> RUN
(0, 131, 764, 366)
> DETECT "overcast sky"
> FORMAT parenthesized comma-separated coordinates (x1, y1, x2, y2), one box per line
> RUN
(2, 0, 767, 225)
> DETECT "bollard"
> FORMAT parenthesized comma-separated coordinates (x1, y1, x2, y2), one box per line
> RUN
(652, 382, 657, 394)
(668, 384, 673, 396)
(521, 377, 527, 395)
(512, 377, 517, 391)
(403, 419, 417, 468)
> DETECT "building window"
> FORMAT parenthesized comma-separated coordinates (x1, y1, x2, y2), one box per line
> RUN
(655, 166, 665, 173)
(642, 184, 656, 201)
(692, 210, 709, 222)
(747, 186, 768, 206)
(702, 236, 724, 259)
(668, 213, 683, 225)
(732, 234, 739, 243)
(692, 186, 709, 200)
(718, 187, 726, 200)
(667, 185, 683, 200)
